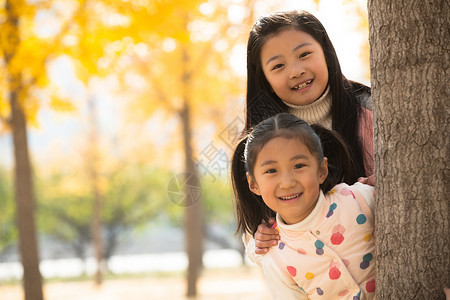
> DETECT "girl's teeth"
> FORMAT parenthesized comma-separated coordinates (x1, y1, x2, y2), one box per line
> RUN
(294, 80, 312, 90)
(280, 194, 300, 200)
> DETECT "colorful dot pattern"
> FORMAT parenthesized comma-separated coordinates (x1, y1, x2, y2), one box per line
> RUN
(287, 265, 297, 277)
(353, 291, 361, 300)
(330, 224, 346, 245)
(366, 278, 375, 293)
(315, 240, 324, 255)
(326, 203, 337, 218)
(363, 233, 372, 242)
(360, 253, 373, 270)
(270, 183, 374, 298)
(356, 214, 367, 224)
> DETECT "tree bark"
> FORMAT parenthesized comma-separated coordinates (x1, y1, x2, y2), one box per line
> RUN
(4, 0, 44, 299)
(368, 0, 450, 298)
(10, 83, 44, 300)
(180, 40, 203, 297)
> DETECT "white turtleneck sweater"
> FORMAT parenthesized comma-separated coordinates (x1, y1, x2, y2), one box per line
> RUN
(282, 86, 332, 129)
(282, 86, 374, 176)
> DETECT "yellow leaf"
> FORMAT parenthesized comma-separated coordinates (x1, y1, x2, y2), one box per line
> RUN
(49, 97, 76, 113)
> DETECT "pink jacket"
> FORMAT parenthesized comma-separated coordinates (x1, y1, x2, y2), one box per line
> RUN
(359, 106, 374, 176)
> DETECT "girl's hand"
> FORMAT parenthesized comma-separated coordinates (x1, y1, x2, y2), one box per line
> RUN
(358, 174, 375, 186)
(254, 217, 280, 254)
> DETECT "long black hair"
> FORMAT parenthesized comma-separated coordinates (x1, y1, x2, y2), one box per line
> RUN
(245, 10, 370, 177)
(231, 113, 357, 235)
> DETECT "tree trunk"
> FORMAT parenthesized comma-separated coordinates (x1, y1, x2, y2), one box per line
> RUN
(368, 0, 450, 298)
(180, 42, 203, 297)
(5, 0, 44, 299)
(87, 96, 104, 285)
(10, 85, 44, 300)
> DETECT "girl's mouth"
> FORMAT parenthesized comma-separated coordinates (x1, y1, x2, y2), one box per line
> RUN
(292, 80, 312, 90)
(279, 193, 302, 200)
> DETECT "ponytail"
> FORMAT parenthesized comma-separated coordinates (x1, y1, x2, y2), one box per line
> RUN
(231, 137, 275, 235)
(311, 124, 358, 193)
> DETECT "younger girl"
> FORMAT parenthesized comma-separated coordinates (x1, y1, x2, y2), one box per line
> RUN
(243, 10, 374, 253)
(231, 113, 375, 299)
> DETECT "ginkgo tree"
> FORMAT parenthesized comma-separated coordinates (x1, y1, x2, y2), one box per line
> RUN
(97, 0, 259, 296)
(0, 1, 83, 299)
(0, 0, 128, 296)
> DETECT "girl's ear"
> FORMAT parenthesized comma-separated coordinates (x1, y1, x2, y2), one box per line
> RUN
(319, 157, 329, 184)
(246, 172, 261, 195)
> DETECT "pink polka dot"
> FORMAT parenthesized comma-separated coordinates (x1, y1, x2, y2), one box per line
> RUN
(287, 266, 297, 277)
(329, 266, 341, 280)
(366, 279, 375, 293)
(338, 289, 349, 296)
(332, 224, 346, 234)
(297, 248, 307, 255)
(340, 187, 355, 198)
(331, 232, 345, 245)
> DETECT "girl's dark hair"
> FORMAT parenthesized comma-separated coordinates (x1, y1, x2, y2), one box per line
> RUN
(245, 10, 370, 177)
(231, 113, 357, 235)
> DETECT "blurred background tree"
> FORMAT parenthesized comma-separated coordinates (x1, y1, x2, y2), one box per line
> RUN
(37, 161, 171, 271)
(91, 0, 261, 295)
(0, 0, 84, 298)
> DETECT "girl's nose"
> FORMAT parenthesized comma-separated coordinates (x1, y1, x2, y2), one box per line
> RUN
(279, 172, 296, 189)
(290, 62, 306, 79)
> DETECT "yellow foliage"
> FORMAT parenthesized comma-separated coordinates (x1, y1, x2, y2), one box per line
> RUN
(22, 94, 40, 128)
(49, 96, 76, 113)
(0, 96, 11, 133)
(115, 0, 248, 127)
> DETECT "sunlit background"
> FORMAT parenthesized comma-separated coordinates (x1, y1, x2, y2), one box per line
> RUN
(0, 0, 368, 299)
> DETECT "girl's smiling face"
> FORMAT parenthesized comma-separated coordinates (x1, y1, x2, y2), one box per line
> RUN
(260, 27, 329, 106)
(247, 136, 328, 225)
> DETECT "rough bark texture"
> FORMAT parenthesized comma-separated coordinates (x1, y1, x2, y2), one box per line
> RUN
(368, 0, 450, 298)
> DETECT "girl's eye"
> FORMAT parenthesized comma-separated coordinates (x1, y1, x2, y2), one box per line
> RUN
(299, 52, 311, 59)
(272, 63, 283, 71)
(265, 168, 277, 174)
(294, 164, 304, 169)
